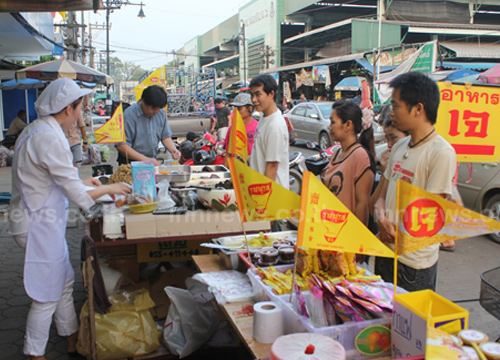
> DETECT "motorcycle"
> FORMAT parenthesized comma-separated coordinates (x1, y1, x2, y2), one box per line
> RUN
(304, 142, 339, 175)
(182, 131, 225, 166)
(289, 151, 304, 195)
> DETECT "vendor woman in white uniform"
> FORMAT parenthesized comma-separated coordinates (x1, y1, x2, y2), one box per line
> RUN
(9, 78, 131, 360)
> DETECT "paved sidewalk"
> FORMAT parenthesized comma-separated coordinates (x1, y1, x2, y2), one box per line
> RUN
(0, 163, 92, 359)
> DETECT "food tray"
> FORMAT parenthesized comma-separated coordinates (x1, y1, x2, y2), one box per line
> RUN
(480, 265, 500, 320)
(188, 165, 231, 186)
(155, 165, 191, 183)
(213, 231, 297, 270)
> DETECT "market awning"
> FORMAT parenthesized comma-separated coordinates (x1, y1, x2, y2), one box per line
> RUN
(441, 61, 499, 71)
(262, 52, 365, 74)
(354, 58, 396, 74)
(440, 42, 500, 59)
(202, 54, 239, 71)
(334, 76, 367, 91)
(283, 19, 353, 49)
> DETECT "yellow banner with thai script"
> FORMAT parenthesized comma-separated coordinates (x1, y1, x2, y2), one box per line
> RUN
(297, 172, 394, 257)
(134, 65, 166, 101)
(228, 108, 248, 164)
(228, 157, 300, 222)
(94, 103, 125, 143)
(396, 180, 500, 255)
(436, 82, 500, 162)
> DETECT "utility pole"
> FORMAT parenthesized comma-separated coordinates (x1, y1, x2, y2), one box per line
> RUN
(81, 11, 86, 64)
(261, 45, 275, 69)
(88, 23, 106, 69)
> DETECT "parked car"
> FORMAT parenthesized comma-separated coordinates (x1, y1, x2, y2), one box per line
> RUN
(457, 161, 500, 243)
(284, 101, 385, 151)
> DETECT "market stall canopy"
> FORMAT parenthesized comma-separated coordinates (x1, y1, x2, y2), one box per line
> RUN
(16, 59, 114, 86)
(0, 0, 100, 11)
(334, 76, 367, 91)
(0, 78, 46, 90)
(429, 69, 479, 82)
(478, 64, 500, 85)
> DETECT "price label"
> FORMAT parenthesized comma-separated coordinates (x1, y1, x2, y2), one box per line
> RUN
(137, 239, 210, 262)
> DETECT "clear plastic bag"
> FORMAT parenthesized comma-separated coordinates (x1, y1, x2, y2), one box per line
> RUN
(156, 179, 176, 209)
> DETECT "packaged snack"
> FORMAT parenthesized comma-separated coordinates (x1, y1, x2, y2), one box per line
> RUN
(306, 278, 328, 327)
(131, 162, 157, 202)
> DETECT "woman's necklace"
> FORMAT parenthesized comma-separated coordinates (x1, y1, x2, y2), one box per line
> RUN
(339, 141, 358, 160)
(404, 129, 435, 159)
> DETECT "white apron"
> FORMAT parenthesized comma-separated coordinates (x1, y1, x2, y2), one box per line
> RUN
(14, 126, 74, 303)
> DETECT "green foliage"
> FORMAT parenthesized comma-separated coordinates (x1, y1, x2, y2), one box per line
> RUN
(108, 56, 146, 81)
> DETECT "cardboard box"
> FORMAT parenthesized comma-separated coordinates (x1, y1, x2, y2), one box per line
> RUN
(392, 290, 469, 358)
(155, 210, 270, 237)
(124, 213, 156, 239)
(137, 239, 211, 263)
(121, 267, 193, 320)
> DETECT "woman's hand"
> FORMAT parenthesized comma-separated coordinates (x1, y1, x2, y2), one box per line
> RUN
(105, 183, 132, 196)
(83, 177, 102, 187)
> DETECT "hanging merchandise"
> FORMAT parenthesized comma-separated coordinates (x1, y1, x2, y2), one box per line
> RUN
(296, 68, 314, 88)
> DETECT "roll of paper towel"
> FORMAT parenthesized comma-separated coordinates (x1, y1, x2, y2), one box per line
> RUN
(253, 301, 284, 344)
(271, 333, 346, 360)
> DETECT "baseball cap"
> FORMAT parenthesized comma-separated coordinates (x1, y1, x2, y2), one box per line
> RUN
(230, 93, 253, 107)
(35, 77, 93, 116)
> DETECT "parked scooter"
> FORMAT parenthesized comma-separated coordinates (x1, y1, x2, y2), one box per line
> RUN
(304, 141, 340, 175)
(289, 151, 304, 195)
(181, 130, 225, 166)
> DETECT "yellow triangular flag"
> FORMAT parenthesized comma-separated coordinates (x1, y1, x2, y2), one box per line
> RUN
(228, 108, 248, 164)
(297, 171, 395, 257)
(94, 103, 126, 143)
(134, 66, 166, 101)
(228, 157, 300, 222)
(397, 180, 500, 255)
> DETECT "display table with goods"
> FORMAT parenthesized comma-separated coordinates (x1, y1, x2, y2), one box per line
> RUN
(85, 163, 269, 278)
(191, 248, 500, 360)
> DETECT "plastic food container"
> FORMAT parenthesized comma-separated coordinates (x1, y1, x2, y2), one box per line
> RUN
(155, 165, 191, 183)
(247, 265, 393, 360)
(213, 231, 297, 270)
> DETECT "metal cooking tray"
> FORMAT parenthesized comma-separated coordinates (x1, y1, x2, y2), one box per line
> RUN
(188, 165, 231, 186)
(155, 165, 192, 183)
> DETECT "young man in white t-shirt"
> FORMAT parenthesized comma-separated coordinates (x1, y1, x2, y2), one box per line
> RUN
(249, 75, 289, 231)
(249, 74, 289, 188)
(374, 72, 456, 292)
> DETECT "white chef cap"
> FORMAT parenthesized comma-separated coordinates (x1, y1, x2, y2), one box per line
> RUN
(35, 78, 93, 116)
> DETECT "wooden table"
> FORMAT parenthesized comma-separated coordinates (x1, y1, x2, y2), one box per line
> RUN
(193, 254, 272, 360)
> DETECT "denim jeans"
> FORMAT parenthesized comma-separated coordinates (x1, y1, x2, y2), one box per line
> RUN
(374, 256, 438, 292)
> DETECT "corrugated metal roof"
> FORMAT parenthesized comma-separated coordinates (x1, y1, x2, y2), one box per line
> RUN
(262, 52, 365, 73)
(440, 42, 500, 59)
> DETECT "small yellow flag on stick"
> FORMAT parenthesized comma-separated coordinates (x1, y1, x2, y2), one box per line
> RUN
(227, 108, 248, 164)
(228, 157, 300, 222)
(396, 180, 500, 255)
(94, 103, 126, 144)
(297, 171, 394, 257)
